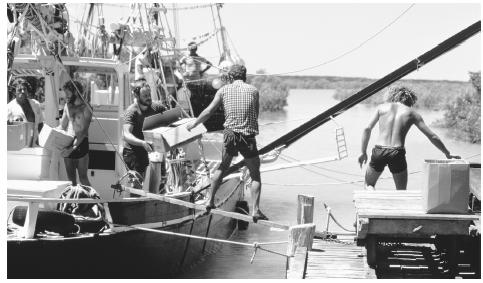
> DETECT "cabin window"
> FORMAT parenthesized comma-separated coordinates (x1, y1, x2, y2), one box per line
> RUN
(75, 71, 119, 106)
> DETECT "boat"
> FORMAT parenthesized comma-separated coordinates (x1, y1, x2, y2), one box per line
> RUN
(7, 3, 249, 278)
(7, 3, 480, 279)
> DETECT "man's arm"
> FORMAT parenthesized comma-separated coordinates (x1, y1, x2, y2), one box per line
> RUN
(186, 91, 222, 131)
(122, 123, 153, 153)
(57, 104, 69, 130)
(200, 57, 212, 74)
(358, 108, 380, 168)
(413, 112, 460, 159)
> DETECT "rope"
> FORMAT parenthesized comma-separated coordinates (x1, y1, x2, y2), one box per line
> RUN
(171, 3, 415, 83)
(324, 203, 355, 233)
(111, 223, 289, 261)
(249, 3, 415, 77)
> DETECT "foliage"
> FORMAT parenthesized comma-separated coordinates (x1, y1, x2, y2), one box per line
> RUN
(441, 72, 481, 143)
(248, 74, 289, 112)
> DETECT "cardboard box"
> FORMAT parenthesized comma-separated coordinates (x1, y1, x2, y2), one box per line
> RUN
(143, 118, 207, 152)
(422, 159, 470, 214)
(39, 124, 74, 151)
(8, 122, 27, 151)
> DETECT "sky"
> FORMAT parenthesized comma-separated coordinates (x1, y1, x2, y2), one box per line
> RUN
(63, 1, 482, 82)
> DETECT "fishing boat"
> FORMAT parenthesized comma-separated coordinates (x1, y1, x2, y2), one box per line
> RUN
(7, 3, 480, 279)
(7, 3, 250, 278)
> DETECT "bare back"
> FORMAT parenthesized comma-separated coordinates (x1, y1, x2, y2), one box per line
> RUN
(375, 103, 415, 147)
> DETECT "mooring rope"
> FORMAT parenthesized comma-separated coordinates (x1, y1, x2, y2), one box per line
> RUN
(111, 223, 289, 262)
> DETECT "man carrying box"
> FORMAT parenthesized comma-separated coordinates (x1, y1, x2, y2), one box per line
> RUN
(122, 80, 166, 177)
(186, 64, 268, 221)
(7, 78, 44, 146)
(358, 86, 461, 191)
(58, 80, 92, 186)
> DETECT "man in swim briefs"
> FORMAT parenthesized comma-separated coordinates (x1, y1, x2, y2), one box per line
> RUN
(58, 80, 93, 186)
(358, 86, 460, 190)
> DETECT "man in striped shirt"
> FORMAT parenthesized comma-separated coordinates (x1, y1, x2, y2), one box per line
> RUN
(187, 64, 268, 221)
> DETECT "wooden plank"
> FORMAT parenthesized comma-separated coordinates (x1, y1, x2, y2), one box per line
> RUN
(287, 224, 316, 256)
(357, 210, 479, 220)
(304, 239, 376, 279)
(297, 194, 314, 224)
(286, 247, 307, 279)
(365, 218, 473, 236)
(22, 202, 39, 239)
(126, 186, 291, 230)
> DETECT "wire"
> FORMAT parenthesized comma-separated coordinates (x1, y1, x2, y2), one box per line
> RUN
(173, 3, 415, 82)
(249, 3, 415, 77)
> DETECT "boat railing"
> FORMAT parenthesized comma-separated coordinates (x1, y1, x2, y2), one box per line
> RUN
(7, 190, 192, 239)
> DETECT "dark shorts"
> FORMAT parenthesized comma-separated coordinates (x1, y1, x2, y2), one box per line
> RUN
(223, 129, 258, 159)
(123, 147, 149, 174)
(67, 137, 89, 159)
(369, 145, 407, 173)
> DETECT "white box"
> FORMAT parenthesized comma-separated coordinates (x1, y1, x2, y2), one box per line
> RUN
(422, 159, 470, 214)
(7, 122, 27, 151)
(143, 118, 207, 152)
(39, 124, 74, 151)
(8, 147, 52, 180)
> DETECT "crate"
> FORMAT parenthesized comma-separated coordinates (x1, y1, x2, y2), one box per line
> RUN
(39, 124, 74, 151)
(7, 121, 33, 150)
(143, 118, 207, 152)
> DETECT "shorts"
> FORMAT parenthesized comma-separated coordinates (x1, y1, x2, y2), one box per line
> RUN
(67, 137, 89, 159)
(369, 145, 407, 173)
(123, 147, 149, 174)
(223, 129, 258, 159)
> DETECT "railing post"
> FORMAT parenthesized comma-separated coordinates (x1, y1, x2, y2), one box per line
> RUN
(286, 223, 316, 279)
(297, 194, 314, 224)
(22, 202, 39, 239)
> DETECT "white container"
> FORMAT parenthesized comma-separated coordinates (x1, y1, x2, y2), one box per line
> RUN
(422, 159, 470, 214)
(7, 122, 27, 151)
(39, 124, 74, 151)
(143, 118, 207, 152)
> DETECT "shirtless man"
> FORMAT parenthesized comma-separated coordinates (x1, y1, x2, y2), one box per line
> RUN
(358, 86, 460, 190)
(58, 80, 93, 186)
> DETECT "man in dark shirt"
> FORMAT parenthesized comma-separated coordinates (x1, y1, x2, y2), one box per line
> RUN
(122, 81, 166, 177)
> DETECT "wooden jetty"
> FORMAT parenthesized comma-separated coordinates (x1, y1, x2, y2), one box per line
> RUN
(354, 189, 480, 278)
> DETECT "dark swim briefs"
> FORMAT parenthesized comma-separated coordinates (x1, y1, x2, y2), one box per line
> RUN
(369, 145, 407, 173)
(67, 137, 89, 159)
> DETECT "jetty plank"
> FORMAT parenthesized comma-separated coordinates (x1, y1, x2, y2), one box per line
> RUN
(304, 238, 376, 279)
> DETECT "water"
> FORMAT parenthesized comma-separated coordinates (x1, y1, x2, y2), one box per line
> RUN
(181, 89, 481, 279)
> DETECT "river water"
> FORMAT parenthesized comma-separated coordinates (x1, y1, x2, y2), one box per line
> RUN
(180, 89, 481, 279)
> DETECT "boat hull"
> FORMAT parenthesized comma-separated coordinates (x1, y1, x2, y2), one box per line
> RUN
(8, 178, 244, 278)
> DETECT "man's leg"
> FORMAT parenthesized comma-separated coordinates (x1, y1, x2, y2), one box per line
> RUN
(392, 170, 408, 190)
(365, 166, 383, 190)
(244, 156, 263, 216)
(208, 153, 233, 207)
(77, 154, 91, 186)
(63, 158, 77, 186)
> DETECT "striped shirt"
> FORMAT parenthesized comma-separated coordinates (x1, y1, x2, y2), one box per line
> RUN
(219, 80, 259, 136)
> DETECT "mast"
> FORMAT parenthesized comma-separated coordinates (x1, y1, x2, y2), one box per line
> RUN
(225, 20, 481, 175)
(216, 3, 230, 60)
